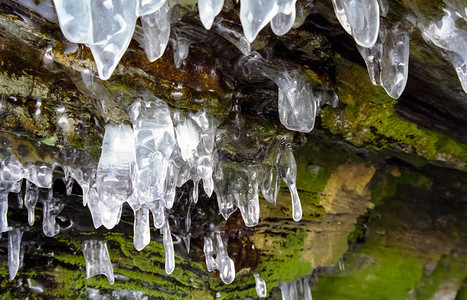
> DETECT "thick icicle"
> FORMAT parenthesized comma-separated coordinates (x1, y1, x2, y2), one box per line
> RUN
(53, 0, 138, 79)
(237, 165, 261, 227)
(8, 228, 23, 280)
(24, 180, 39, 226)
(42, 189, 64, 237)
(134, 205, 151, 251)
(254, 273, 267, 298)
(332, 0, 380, 48)
(240, 0, 297, 43)
(83, 240, 115, 284)
(129, 99, 175, 208)
(279, 275, 313, 300)
(162, 220, 175, 274)
(198, 0, 224, 30)
(141, 1, 171, 62)
(380, 23, 410, 99)
(271, 5, 296, 36)
(212, 17, 251, 56)
(96, 122, 135, 229)
(419, 8, 467, 93)
(279, 147, 302, 222)
(203, 231, 235, 284)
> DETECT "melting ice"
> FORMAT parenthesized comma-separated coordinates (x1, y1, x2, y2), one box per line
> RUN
(83, 240, 115, 284)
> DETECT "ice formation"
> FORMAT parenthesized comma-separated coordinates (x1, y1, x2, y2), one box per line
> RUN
(8, 228, 23, 280)
(204, 231, 235, 284)
(279, 275, 313, 300)
(83, 240, 115, 284)
(254, 272, 267, 298)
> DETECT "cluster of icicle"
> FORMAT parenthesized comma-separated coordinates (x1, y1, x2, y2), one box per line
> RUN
(0, 98, 302, 292)
(332, 0, 467, 98)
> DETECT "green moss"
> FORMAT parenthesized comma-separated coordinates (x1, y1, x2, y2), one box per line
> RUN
(320, 58, 467, 170)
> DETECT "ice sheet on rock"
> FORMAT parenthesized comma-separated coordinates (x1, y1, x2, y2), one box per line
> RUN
(254, 273, 267, 298)
(53, 0, 138, 79)
(134, 205, 150, 251)
(203, 231, 235, 284)
(83, 240, 114, 284)
(420, 8, 467, 93)
(129, 99, 176, 208)
(380, 23, 410, 99)
(279, 275, 313, 300)
(279, 147, 302, 222)
(42, 189, 64, 237)
(332, 0, 380, 48)
(141, 1, 171, 62)
(96, 122, 135, 229)
(240, 0, 297, 43)
(24, 180, 39, 226)
(8, 228, 23, 280)
(162, 220, 175, 274)
(198, 0, 224, 30)
(271, 5, 296, 36)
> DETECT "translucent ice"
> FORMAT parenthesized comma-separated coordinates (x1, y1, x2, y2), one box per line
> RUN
(162, 220, 175, 274)
(198, 0, 224, 30)
(254, 273, 267, 298)
(332, 0, 380, 48)
(42, 189, 64, 237)
(24, 180, 39, 226)
(129, 99, 176, 207)
(238, 53, 317, 132)
(134, 205, 151, 251)
(8, 228, 23, 280)
(138, 0, 166, 16)
(203, 231, 235, 284)
(0, 193, 10, 233)
(83, 240, 115, 284)
(260, 151, 281, 205)
(420, 8, 467, 93)
(271, 6, 296, 36)
(240, 0, 297, 43)
(380, 24, 410, 99)
(212, 17, 251, 56)
(53, 0, 138, 79)
(96, 122, 135, 229)
(237, 165, 261, 227)
(141, 1, 171, 62)
(279, 147, 302, 222)
(357, 43, 382, 86)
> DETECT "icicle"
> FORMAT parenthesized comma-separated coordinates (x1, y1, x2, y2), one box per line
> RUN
(129, 99, 176, 209)
(203, 231, 236, 284)
(148, 200, 166, 229)
(260, 164, 280, 205)
(377, 0, 389, 17)
(212, 17, 251, 56)
(137, 0, 166, 16)
(96, 122, 135, 229)
(279, 275, 313, 300)
(239, 0, 297, 43)
(238, 165, 261, 227)
(332, 0, 380, 48)
(0, 192, 10, 233)
(8, 228, 23, 280)
(419, 8, 467, 93)
(254, 273, 267, 298)
(279, 147, 302, 222)
(162, 220, 175, 274)
(172, 32, 191, 69)
(134, 205, 150, 251)
(42, 189, 64, 237)
(24, 180, 39, 226)
(83, 240, 114, 284)
(198, 0, 224, 30)
(53, 0, 138, 79)
(141, 1, 171, 62)
(357, 43, 383, 86)
(271, 5, 296, 36)
(380, 23, 410, 99)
